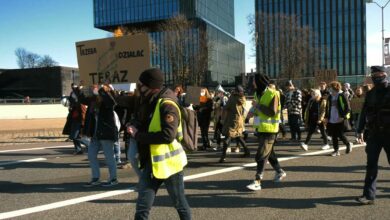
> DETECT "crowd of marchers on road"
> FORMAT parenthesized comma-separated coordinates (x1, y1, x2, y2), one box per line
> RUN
(61, 66, 390, 219)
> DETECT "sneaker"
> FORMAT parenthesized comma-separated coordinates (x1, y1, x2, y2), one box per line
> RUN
(327, 136, 332, 141)
(234, 147, 240, 153)
(73, 150, 83, 155)
(119, 162, 131, 169)
(226, 147, 231, 153)
(274, 170, 287, 182)
(246, 180, 261, 191)
(346, 142, 353, 154)
(330, 151, 340, 157)
(355, 196, 374, 205)
(321, 144, 330, 150)
(300, 142, 308, 151)
(83, 178, 101, 187)
(102, 179, 118, 187)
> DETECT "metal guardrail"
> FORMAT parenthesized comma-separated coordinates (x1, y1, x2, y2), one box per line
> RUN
(0, 98, 61, 104)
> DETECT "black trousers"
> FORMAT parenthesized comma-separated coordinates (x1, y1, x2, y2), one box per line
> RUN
(221, 136, 249, 156)
(304, 122, 328, 145)
(255, 133, 282, 180)
(327, 122, 350, 152)
(363, 133, 390, 200)
(288, 114, 301, 140)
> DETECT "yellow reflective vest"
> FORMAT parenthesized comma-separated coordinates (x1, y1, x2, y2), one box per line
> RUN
(148, 98, 187, 179)
(254, 88, 281, 133)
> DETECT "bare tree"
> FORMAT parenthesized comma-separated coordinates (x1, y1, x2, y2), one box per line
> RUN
(158, 14, 212, 87)
(15, 48, 58, 68)
(25, 52, 40, 68)
(38, 55, 58, 67)
(15, 48, 28, 69)
(248, 12, 320, 81)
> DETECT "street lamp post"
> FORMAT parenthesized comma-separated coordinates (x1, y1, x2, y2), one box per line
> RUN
(369, 0, 390, 66)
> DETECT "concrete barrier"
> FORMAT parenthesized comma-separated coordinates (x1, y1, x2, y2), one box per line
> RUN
(0, 104, 68, 119)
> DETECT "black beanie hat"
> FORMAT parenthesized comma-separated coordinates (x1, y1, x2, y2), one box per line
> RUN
(139, 68, 164, 89)
(254, 73, 270, 88)
(371, 66, 386, 74)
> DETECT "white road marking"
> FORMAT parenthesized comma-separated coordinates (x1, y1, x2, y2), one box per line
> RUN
(0, 158, 47, 166)
(0, 145, 73, 153)
(0, 144, 365, 219)
(0, 189, 135, 220)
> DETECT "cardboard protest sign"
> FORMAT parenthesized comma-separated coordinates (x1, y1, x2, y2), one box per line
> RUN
(185, 86, 201, 106)
(76, 34, 150, 86)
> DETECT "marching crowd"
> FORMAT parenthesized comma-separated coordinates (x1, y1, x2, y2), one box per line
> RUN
(61, 66, 389, 219)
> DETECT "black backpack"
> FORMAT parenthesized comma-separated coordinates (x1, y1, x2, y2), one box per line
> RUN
(162, 99, 198, 152)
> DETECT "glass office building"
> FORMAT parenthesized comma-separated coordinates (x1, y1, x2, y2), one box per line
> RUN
(255, 0, 367, 85)
(94, 0, 244, 86)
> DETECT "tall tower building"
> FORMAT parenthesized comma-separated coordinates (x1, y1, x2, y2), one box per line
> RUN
(255, 0, 367, 85)
(93, 0, 245, 86)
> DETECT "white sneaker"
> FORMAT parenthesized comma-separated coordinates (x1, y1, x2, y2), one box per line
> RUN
(234, 147, 240, 153)
(274, 170, 287, 182)
(321, 144, 330, 150)
(331, 151, 340, 157)
(246, 180, 261, 191)
(300, 142, 308, 151)
(226, 147, 231, 153)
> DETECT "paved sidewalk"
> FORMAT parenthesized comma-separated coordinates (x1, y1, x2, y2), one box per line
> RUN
(0, 118, 67, 146)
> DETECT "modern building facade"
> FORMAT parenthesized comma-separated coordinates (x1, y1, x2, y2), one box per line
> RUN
(0, 67, 79, 98)
(93, 0, 245, 86)
(255, 0, 367, 86)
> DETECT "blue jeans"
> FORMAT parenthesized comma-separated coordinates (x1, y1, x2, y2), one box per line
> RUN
(135, 164, 191, 220)
(128, 138, 141, 177)
(87, 138, 117, 181)
(114, 140, 121, 162)
(363, 133, 390, 200)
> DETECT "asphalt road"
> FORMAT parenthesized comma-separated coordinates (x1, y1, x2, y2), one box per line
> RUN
(0, 133, 389, 220)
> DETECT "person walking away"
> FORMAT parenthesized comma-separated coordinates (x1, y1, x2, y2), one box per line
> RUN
(126, 68, 191, 219)
(212, 88, 228, 149)
(350, 86, 365, 133)
(68, 83, 86, 155)
(324, 81, 352, 156)
(83, 84, 119, 187)
(285, 80, 302, 141)
(174, 85, 187, 107)
(194, 88, 213, 150)
(300, 89, 329, 151)
(355, 66, 390, 205)
(246, 74, 286, 191)
(114, 90, 142, 180)
(219, 85, 250, 162)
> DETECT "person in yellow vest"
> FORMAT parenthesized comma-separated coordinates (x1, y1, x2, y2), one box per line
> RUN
(247, 73, 287, 191)
(126, 68, 191, 220)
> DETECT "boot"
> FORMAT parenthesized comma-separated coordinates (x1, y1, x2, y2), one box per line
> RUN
(219, 145, 228, 163)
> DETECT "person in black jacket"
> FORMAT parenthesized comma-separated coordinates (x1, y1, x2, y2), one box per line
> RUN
(82, 84, 119, 187)
(126, 68, 191, 220)
(194, 87, 213, 150)
(355, 66, 390, 205)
